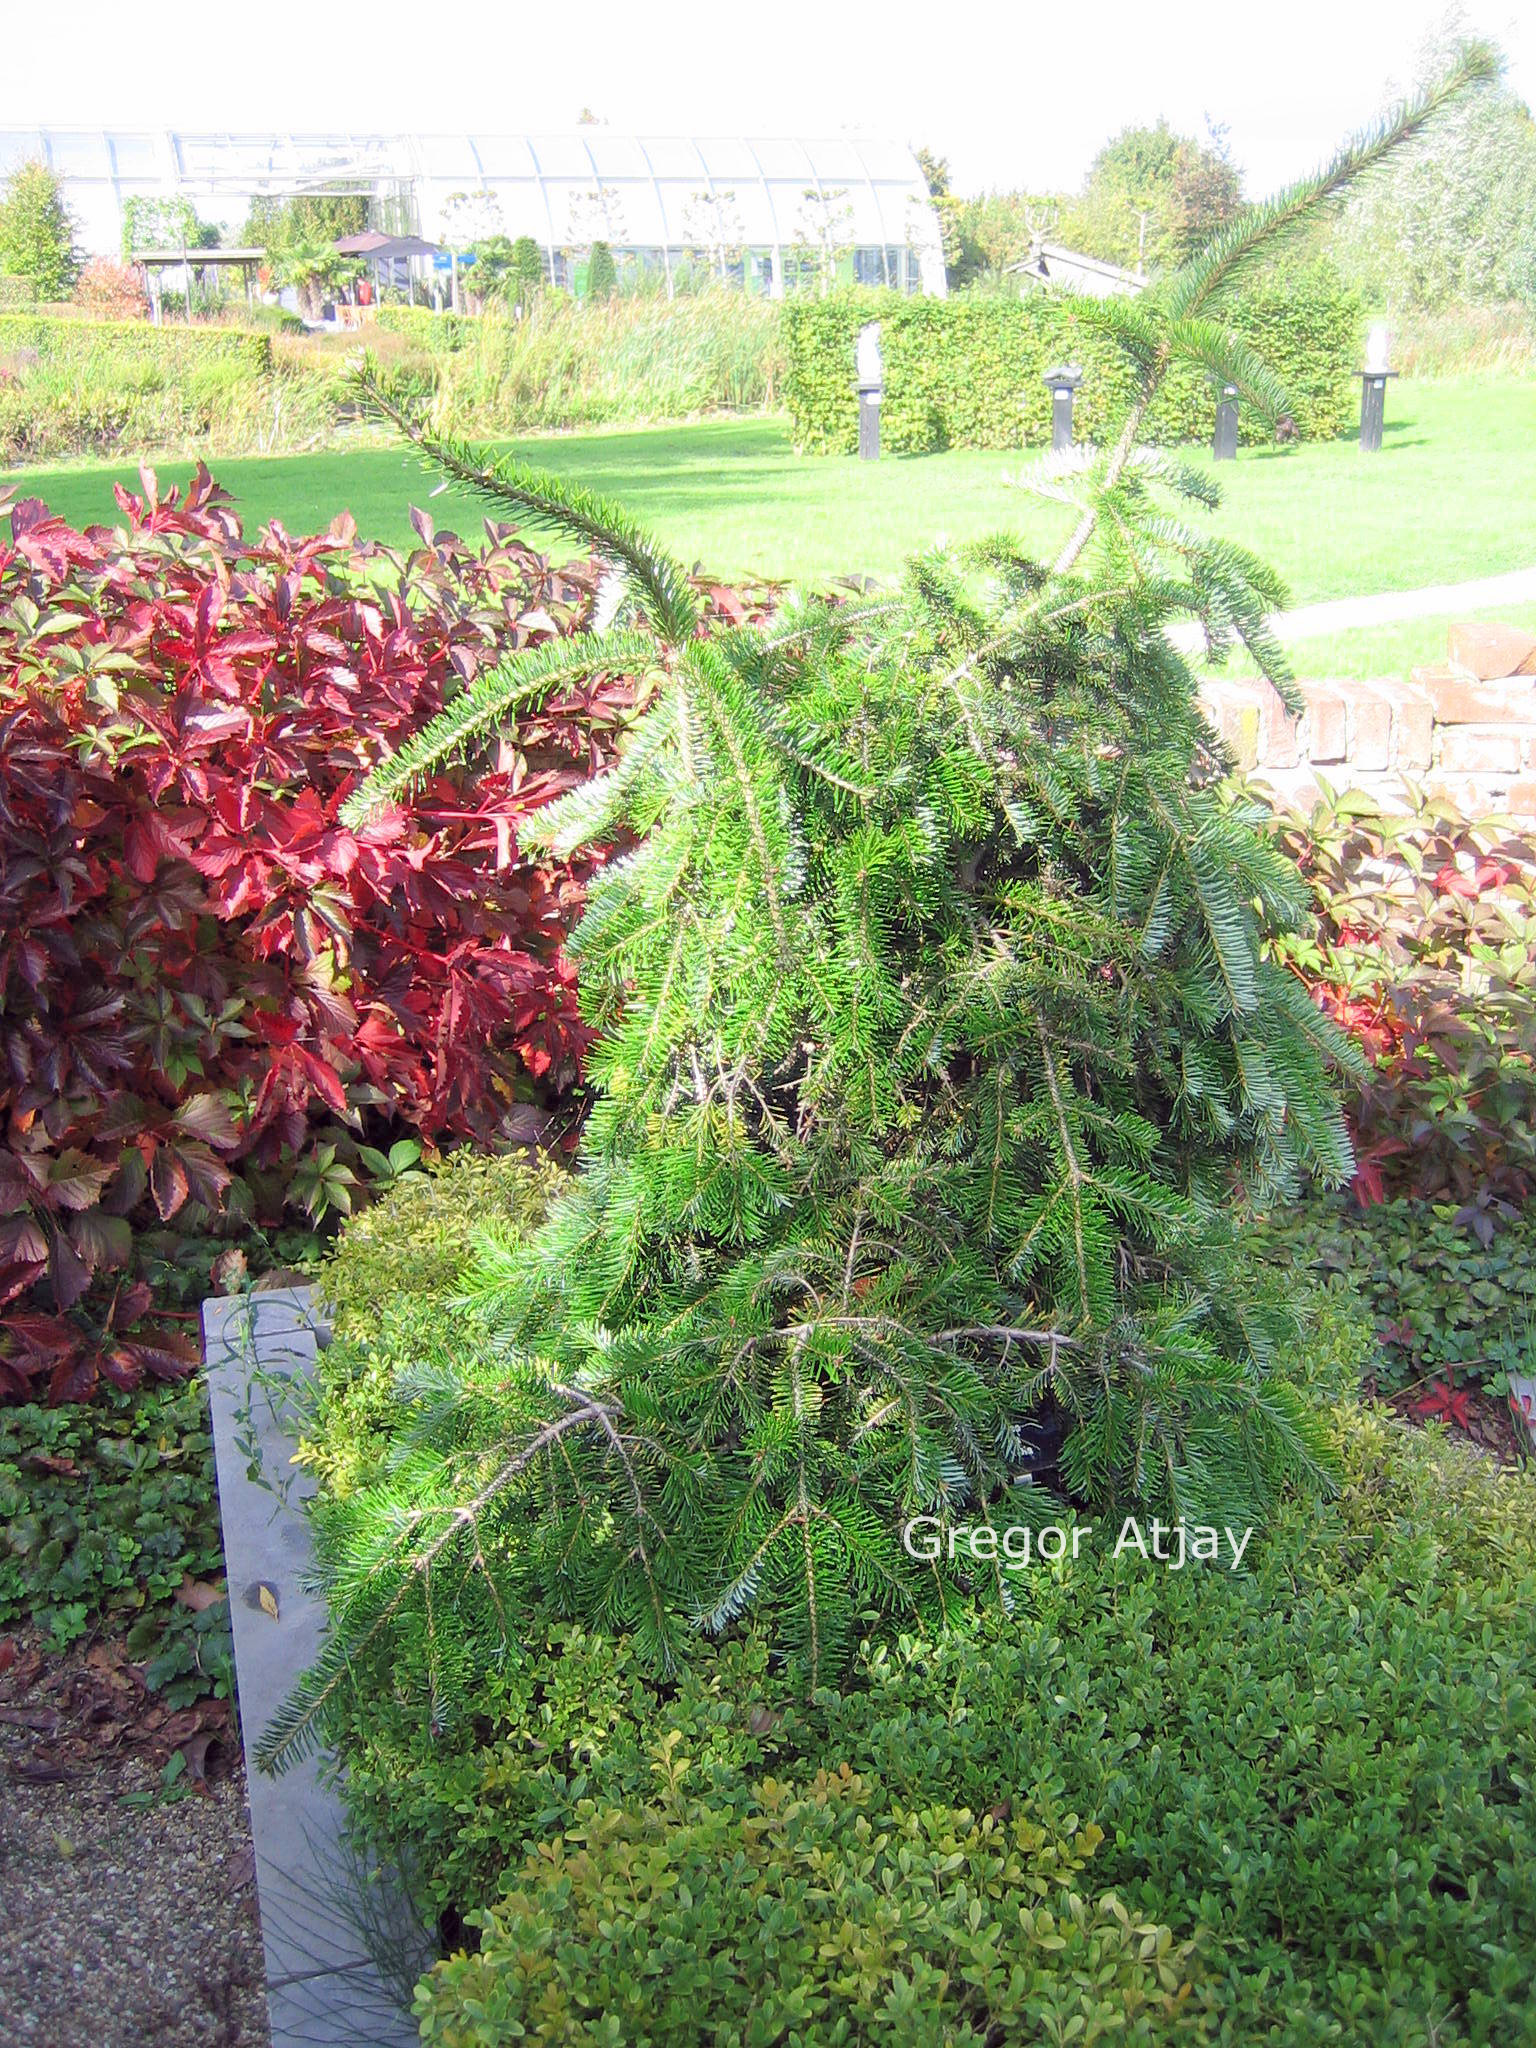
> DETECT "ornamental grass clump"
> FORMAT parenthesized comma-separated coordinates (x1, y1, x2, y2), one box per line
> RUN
(263, 47, 1496, 1765)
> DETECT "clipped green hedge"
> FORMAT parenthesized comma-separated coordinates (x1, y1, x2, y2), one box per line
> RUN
(371, 304, 479, 351)
(342, 1394, 1536, 2046)
(419, 1781, 1196, 2047)
(0, 310, 272, 375)
(782, 263, 1362, 453)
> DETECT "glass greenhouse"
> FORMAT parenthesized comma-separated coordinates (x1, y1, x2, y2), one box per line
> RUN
(0, 129, 948, 297)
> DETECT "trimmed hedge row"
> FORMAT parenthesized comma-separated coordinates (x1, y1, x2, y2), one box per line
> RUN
(782, 263, 1363, 453)
(370, 304, 480, 351)
(0, 310, 272, 375)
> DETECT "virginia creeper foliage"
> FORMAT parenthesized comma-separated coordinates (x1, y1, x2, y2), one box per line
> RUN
(0, 466, 638, 1402)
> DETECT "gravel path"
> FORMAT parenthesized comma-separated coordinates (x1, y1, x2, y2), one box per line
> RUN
(0, 1636, 270, 2048)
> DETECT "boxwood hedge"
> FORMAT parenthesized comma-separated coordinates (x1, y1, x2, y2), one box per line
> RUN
(312, 1170, 1536, 2048)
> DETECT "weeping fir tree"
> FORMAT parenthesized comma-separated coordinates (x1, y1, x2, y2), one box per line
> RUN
(261, 49, 1495, 1768)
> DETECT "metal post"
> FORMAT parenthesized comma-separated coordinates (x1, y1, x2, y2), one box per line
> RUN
(1042, 365, 1082, 453)
(856, 320, 884, 461)
(1213, 383, 1239, 461)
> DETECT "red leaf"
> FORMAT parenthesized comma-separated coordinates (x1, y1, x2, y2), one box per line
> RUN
(149, 1145, 191, 1221)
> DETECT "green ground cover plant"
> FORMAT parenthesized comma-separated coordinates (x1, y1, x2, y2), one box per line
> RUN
(0, 1381, 230, 1702)
(313, 1265, 1535, 2045)
(1257, 1192, 1536, 1402)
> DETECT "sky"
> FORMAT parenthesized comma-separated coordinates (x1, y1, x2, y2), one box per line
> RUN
(2, 0, 1532, 201)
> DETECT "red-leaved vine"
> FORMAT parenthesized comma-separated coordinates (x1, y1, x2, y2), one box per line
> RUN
(1, 465, 648, 1402)
(1272, 797, 1536, 1222)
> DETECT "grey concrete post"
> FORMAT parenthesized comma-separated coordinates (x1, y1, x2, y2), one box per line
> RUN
(1359, 369, 1395, 453)
(1042, 365, 1082, 453)
(1213, 383, 1239, 462)
(856, 319, 883, 461)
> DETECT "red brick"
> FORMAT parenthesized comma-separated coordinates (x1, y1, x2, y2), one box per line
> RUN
(1425, 776, 1511, 815)
(1348, 688, 1392, 771)
(1447, 620, 1536, 681)
(1258, 681, 1302, 768)
(1421, 671, 1536, 725)
(1504, 781, 1536, 818)
(1434, 724, 1524, 775)
(1299, 685, 1347, 763)
(1388, 688, 1434, 770)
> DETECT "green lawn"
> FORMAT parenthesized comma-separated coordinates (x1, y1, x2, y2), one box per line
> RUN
(11, 376, 1533, 608)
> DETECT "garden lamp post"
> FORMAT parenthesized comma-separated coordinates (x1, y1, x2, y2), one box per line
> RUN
(856, 321, 884, 461)
(1042, 365, 1082, 453)
(1213, 382, 1239, 462)
(1359, 323, 1396, 454)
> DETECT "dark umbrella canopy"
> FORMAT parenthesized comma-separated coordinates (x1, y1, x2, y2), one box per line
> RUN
(334, 232, 441, 259)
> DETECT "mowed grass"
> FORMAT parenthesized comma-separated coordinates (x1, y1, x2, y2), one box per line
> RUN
(11, 376, 1534, 607)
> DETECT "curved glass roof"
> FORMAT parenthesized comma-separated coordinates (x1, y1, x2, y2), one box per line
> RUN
(0, 129, 947, 293)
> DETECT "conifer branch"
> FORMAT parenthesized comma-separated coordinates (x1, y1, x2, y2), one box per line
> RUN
(350, 356, 701, 643)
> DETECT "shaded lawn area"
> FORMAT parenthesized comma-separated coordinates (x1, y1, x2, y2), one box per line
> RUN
(11, 376, 1533, 604)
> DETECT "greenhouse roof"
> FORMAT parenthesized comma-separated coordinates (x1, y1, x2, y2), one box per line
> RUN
(0, 129, 946, 292)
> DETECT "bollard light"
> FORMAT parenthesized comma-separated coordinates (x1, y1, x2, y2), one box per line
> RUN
(856, 320, 884, 461)
(1042, 364, 1083, 453)
(1358, 323, 1395, 454)
(1213, 382, 1239, 462)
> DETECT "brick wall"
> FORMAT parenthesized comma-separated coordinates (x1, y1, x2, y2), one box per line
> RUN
(1199, 621, 1536, 817)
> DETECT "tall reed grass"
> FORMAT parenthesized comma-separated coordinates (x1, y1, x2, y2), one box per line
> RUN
(426, 291, 782, 433)
(1389, 301, 1536, 378)
(0, 292, 784, 465)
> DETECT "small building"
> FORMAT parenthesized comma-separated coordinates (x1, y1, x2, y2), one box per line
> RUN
(1011, 239, 1144, 299)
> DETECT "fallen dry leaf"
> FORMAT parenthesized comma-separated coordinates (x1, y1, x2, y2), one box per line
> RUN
(175, 1575, 227, 1614)
(257, 1583, 279, 1621)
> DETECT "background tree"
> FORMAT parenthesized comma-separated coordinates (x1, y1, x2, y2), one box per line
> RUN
(510, 235, 546, 312)
(120, 194, 220, 259)
(681, 188, 745, 282)
(914, 144, 964, 280)
(587, 239, 617, 300)
(1326, 19, 1536, 310)
(71, 258, 149, 320)
(468, 233, 517, 308)
(242, 190, 368, 253)
(0, 160, 78, 301)
(273, 241, 360, 322)
(1060, 118, 1243, 273)
(565, 185, 627, 289)
(791, 185, 855, 295)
